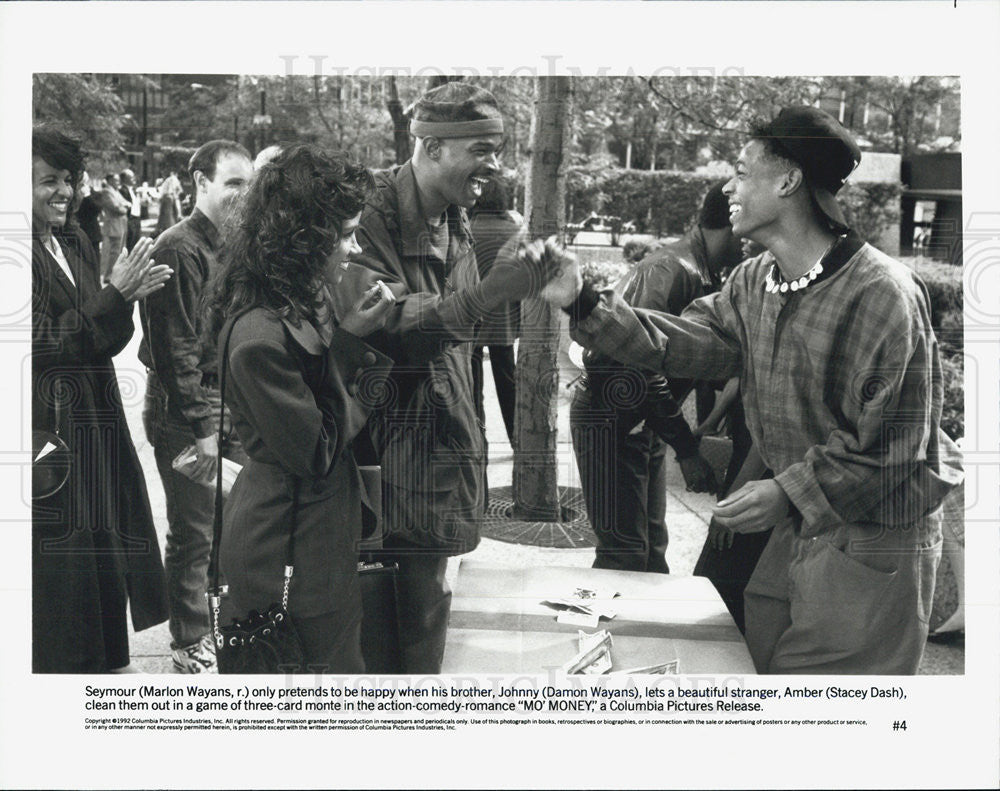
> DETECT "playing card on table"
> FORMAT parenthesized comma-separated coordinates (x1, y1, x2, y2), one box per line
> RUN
(541, 586, 620, 621)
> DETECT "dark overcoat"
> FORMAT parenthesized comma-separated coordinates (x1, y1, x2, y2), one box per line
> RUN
(218, 308, 392, 620)
(31, 227, 168, 673)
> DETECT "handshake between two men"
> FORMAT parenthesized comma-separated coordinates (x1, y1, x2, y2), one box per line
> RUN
(499, 235, 789, 537)
(475, 234, 582, 310)
(479, 234, 721, 500)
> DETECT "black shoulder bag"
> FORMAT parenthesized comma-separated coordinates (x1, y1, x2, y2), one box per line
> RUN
(207, 316, 306, 674)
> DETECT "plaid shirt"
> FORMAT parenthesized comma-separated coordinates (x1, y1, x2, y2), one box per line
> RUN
(572, 235, 962, 536)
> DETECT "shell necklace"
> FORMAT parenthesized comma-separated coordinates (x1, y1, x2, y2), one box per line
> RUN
(764, 236, 840, 294)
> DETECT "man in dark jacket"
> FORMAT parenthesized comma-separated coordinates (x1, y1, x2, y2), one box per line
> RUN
(32, 127, 172, 672)
(571, 181, 741, 573)
(339, 82, 554, 673)
(138, 139, 253, 673)
(469, 176, 522, 445)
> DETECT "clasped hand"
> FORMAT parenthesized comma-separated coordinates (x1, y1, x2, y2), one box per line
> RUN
(484, 235, 582, 305)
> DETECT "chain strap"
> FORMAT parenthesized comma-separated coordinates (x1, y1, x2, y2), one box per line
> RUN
(208, 586, 228, 649)
(282, 565, 293, 610)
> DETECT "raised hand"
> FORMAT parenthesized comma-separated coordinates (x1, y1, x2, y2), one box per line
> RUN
(483, 234, 582, 307)
(107, 237, 173, 303)
(132, 264, 173, 300)
(340, 280, 395, 337)
(539, 236, 582, 308)
(481, 234, 548, 304)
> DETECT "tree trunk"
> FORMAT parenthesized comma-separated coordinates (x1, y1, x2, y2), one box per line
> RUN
(512, 76, 573, 522)
(385, 76, 412, 165)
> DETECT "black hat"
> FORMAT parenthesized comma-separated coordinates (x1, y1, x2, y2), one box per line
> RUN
(698, 179, 733, 230)
(758, 106, 861, 232)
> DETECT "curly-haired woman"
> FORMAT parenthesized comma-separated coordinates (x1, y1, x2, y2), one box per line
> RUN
(209, 144, 394, 673)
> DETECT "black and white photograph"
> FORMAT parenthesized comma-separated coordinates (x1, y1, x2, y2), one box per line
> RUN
(28, 70, 968, 676)
(3, 2, 999, 789)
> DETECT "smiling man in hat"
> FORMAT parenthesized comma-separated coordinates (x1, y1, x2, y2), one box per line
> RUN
(541, 106, 962, 674)
(338, 81, 557, 673)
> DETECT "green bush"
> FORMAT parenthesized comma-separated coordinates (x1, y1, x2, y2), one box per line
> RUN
(573, 249, 630, 291)
(939, 353, 964, 441)
(900, 257, 963, 439)
(936, 310, 964, 359)
(905, 257, 964, 354)
(566, 168, 718, 236)
(839, 182, 901, 245)
(565, 170, 902, 242)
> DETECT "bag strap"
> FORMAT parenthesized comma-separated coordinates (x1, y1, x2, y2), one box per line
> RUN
(207, 312, 300, 628)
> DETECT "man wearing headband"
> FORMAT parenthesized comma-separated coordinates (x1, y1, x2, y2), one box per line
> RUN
(339, 82, 554, 673)
(570, 180, 741, 575)
(543, 106, 962, 674)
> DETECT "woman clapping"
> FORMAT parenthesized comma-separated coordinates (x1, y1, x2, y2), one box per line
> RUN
(31, 127, 173, 672)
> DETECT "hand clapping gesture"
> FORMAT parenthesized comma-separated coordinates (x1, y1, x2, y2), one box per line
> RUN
(107, 237, 173, 303)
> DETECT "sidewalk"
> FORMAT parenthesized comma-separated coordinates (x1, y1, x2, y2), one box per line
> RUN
(119, 314, 962, 675)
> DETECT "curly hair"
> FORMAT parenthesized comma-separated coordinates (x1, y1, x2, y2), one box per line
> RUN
(32, 126, 86, 237)
(747, 118, 799, 170)
(208, 144, 374, 334)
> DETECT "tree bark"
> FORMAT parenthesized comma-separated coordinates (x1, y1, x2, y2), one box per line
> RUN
(385, 76, 412, 165)
(512, 76, 573, 522)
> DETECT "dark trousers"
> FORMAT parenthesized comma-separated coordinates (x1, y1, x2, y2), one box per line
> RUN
(292, 607, 365, 674)
(721, 397, 753, 495)
(143, 375, 247, 649)
(570, 385, 669, 573)
(471, 345, 516, 444)
(693, 442, 770, 633)
(370, 538, 451, 674)
(694, 530, 772, 633)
